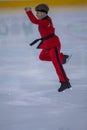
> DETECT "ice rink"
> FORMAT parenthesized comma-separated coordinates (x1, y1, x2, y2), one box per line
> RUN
(0, 7, 87, 130)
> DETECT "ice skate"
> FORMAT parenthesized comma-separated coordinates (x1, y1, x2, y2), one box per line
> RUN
(62, 55, 72, 64)
(58, 82, 71, 92)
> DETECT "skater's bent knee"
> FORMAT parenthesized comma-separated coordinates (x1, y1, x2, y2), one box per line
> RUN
(39, 55, 44, 60)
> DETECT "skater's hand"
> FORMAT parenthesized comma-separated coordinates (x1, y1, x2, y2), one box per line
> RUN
(24, 7, 31, 12)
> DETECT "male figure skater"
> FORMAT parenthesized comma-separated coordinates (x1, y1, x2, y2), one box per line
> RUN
(24, 4, 71, 92)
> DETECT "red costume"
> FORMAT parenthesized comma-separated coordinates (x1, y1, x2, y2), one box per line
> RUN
(26, 10, 69, 82)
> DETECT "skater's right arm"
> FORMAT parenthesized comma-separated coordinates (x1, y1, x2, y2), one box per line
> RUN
(24, 7, 49, 26)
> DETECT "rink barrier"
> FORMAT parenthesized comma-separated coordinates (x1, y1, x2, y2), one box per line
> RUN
(0, 0, 87, 8)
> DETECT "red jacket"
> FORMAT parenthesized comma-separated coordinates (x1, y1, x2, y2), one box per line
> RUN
(26, 11, 61, 49)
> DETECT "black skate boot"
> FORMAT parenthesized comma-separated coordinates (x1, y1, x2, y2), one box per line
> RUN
(58, 82, 71, 92)
(62, 55, 70, 64)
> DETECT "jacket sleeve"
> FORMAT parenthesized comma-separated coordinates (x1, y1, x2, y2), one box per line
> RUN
(26, 10, 49, 26)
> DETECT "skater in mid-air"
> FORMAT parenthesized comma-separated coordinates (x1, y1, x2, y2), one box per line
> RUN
(24, 3, 71, 92)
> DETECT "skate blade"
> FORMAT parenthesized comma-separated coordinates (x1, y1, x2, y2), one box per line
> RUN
(66, 55, 72, 63)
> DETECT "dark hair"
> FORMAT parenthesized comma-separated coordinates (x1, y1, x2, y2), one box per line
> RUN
(35, 4, 49, 14)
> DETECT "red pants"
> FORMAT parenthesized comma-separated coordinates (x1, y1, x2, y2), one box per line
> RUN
(39, 47, 69, 82)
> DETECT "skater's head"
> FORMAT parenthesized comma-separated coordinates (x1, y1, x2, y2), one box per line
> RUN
(35, 3, 49, 19)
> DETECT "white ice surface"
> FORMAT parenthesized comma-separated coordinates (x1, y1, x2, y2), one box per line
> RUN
(0, 10, 87, 130)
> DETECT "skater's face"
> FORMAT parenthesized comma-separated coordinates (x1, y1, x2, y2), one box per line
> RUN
(36, 11, 47, 19)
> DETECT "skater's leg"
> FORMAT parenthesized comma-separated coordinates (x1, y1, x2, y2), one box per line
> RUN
(55, 37, 69, 64)
(39, 49, 51, 61)
(60, 52, 64, 63)
(49, 47, 69, 82)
